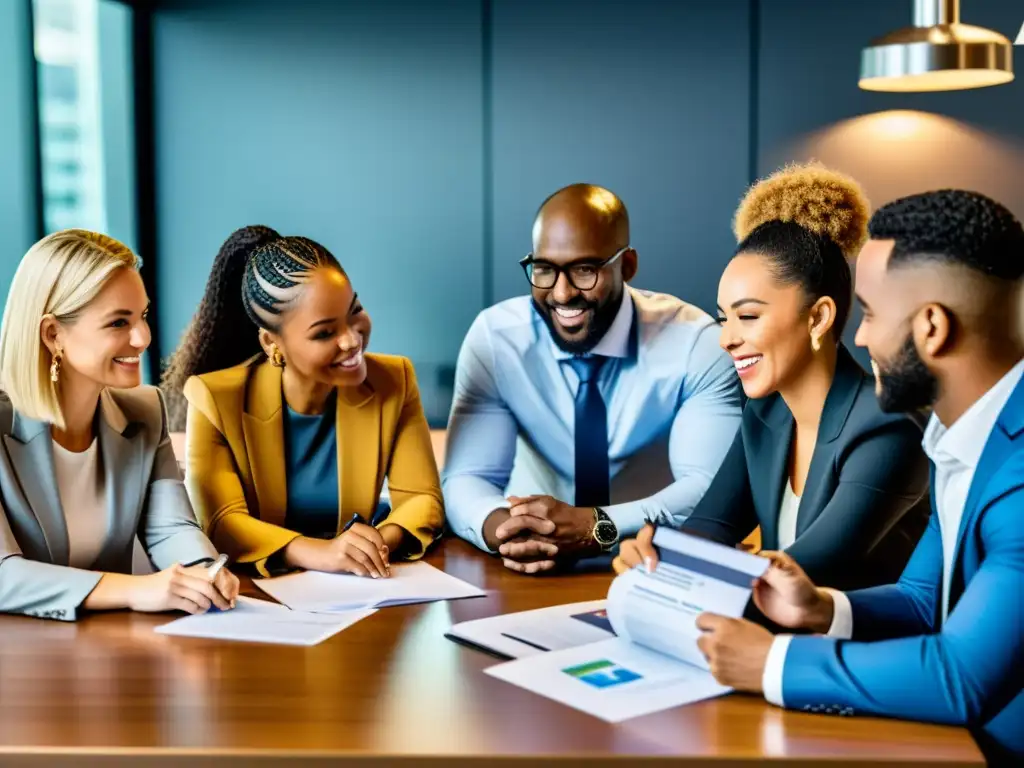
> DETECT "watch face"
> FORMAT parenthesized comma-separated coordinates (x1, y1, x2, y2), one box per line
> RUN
(595, 519, 618, 546)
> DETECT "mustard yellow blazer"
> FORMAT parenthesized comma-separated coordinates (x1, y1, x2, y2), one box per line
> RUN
(183, 354, 444, 575)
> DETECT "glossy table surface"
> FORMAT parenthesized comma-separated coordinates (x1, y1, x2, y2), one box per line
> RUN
(0, 539, 983, 766)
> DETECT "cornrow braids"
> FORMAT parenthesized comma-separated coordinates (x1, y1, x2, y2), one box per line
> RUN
(242, 236, 344, 332)
(160, 225, 279, 431)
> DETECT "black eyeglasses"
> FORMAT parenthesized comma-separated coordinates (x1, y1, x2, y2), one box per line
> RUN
(519, 246, 629, 290)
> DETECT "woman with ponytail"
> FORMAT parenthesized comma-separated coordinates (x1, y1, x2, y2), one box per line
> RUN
(161, 225, 279, 431)
(180, 232, 444, 577)
(616, 165, 930, 593)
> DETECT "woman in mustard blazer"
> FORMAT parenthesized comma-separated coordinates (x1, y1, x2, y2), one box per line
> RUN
(166, 229, 444, 578)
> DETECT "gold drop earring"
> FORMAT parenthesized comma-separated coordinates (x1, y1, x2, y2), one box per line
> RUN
(49, 348, 63, 383)
(270, 345, 285, 368)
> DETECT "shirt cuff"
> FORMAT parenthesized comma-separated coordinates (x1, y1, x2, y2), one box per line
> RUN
(459, 494, 511, 552)
(602, 500, 655, 539)
(762, 635, 793, 707)
(824, 588, 853, 639)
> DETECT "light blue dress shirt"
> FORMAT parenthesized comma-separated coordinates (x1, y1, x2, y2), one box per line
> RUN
(442, 287, 744, 551)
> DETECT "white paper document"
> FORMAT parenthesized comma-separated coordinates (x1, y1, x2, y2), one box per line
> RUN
(155, 596, 375, 646)
(484, 528, 770, 722)
(254, 561, 485, 613)
(447, 599, 613, 658)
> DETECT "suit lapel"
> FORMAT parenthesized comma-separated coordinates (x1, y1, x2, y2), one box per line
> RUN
(747, 395, 793, 551)
(947, 374, 1024, 610)
(796, 347, 865, 538)
(242, 363, 288, 527)
(95, 390, 144, 565)
(336, 380, 380, 527)
(2, 415, 68, 565)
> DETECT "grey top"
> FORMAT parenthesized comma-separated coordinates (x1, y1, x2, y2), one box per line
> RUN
(0, 386, 219, 621)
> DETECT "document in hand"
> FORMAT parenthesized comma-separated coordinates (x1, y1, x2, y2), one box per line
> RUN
(254, 561, 485, 613)
(155, 596, 375, 646)
(446, 600, 614, 659)
(484, 528, 770, 722)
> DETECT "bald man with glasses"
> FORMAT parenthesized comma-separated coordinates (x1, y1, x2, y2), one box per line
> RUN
(442, 183, 742, 573)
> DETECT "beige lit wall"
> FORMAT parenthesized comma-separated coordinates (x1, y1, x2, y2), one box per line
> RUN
(762, 110, 1024, 221)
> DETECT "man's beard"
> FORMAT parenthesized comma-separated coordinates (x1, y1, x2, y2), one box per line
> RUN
(875, 334, 939, 414)
(533, 290, 622, 355)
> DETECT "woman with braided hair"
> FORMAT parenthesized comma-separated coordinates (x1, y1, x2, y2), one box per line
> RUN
(181, 233, 444, 578)
(161, 225, 279, 431)
(616, 164, 930, 597)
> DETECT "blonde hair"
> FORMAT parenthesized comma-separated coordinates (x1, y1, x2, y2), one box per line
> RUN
(733, 162, 870, 259)
(0, 230, 139, 428)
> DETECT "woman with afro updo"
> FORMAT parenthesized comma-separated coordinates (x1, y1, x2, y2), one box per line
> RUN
(616, 164, 931, 599)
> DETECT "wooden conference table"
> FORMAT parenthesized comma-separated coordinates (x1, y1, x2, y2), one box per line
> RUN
(0, 540, 983, 767)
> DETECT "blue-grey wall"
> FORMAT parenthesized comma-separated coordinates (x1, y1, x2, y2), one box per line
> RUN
(489, 0, 751, 313)
(0, 0, 38, 302)
(151, 0, 1024, 420)
(152, 0, 485, 420)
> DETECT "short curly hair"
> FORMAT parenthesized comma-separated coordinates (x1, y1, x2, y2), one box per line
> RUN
(868, 189, 1024, 280)
(733, 163, 871, 338)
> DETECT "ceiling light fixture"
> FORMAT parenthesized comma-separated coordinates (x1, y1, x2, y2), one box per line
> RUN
(859, 0, 1013, 92)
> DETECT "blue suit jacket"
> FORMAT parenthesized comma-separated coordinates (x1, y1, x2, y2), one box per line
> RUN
(781, 373, 1024, 761)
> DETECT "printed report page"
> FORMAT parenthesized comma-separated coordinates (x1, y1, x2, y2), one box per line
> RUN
(607, 527, 770, 670)
(485, 635, 729, 722)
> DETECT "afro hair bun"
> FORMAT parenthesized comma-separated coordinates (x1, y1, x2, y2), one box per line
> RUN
(733, 163, 870, 259)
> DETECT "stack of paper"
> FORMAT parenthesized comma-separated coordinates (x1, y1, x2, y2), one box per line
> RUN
(482, 528, 770, 721)
(254, 561, 485, 613)
(447, 600, 613, 658)
(155, 596, 375, 646)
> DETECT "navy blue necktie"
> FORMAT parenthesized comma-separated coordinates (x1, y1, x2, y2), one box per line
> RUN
(568, 356, 610, 508)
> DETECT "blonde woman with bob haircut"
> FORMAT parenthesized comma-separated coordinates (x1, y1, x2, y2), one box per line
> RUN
(0, 229, 239, 621)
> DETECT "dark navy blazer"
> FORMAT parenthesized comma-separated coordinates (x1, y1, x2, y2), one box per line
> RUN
(682, 345, 930, 592)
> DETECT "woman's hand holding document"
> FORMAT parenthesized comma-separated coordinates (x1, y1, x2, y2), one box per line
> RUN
(484, 528, 770, 722)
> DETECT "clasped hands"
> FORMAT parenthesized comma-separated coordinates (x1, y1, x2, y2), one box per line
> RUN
(613, 525, 837, 694)
(485, 495, 600, 574)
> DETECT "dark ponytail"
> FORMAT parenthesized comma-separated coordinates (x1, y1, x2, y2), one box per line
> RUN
(160, 225, 279, 431)
(736, 220, 854, 337)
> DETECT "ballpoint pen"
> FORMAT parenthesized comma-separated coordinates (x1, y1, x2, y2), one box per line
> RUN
(206, 553, 229, 580)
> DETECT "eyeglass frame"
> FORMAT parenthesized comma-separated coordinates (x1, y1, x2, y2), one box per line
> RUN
(519, 245, 631, 291)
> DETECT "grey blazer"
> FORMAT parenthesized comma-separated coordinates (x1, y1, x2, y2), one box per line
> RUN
(681, 345, 931, 593)
(0, 386, 218, 621)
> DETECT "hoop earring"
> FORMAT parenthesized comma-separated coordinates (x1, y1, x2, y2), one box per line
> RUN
(270, 346, 285, 368)
(49, 349, 63, 383)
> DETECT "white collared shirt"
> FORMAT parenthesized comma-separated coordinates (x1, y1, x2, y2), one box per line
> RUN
(762, 357, 1024, 707)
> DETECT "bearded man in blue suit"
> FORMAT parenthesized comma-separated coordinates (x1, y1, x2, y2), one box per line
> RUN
(694, 189, 1024, 763)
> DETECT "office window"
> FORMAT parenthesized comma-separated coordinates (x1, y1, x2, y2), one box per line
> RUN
(33, 0, 137, 251)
